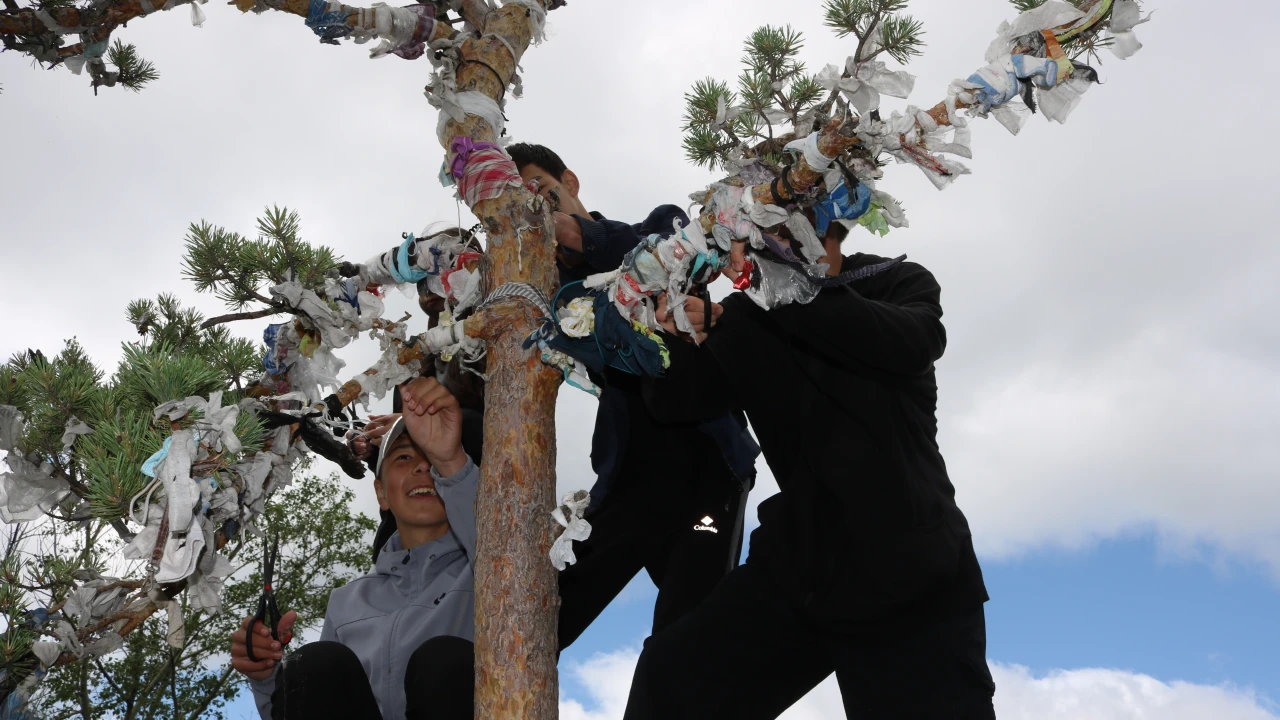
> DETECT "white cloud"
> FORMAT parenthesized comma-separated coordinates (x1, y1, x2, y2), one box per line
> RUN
(557, 650, 1280, 720)
(559, 649, 640, 720)
(946, 315, 1280, 571)
(989, 664, 1279, 720)
(2, 0, 1279, 578)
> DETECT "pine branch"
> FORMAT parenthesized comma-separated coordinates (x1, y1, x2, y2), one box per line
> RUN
(1009, 0, 1049, 11)
(878, 13, 925, 64)
(0, 0, 458, 93)
(105, 40, 158, 93)
(199, 306, 286, 330)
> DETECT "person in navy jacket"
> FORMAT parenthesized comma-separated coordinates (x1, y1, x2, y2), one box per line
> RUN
(509, 143, 760, 650)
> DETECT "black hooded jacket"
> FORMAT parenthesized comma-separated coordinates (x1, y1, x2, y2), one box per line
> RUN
(645, 253, 988, 625)
(559, 205, 759, 509)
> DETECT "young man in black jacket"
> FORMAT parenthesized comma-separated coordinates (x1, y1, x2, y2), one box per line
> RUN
(624, 220, 997, 719)
(507, 143, 761, 651)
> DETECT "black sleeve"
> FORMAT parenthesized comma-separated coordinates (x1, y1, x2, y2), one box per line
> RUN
(767, 262, 947, 375)
(642, 335, 734, 424)
(576, 205, 689, 272)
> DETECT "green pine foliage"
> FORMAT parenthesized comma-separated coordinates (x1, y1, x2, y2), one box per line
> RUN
(683, 24, 829, 171)
(1008, 0, 1091, 12)
(877, 14, 926, 64)
(0, 206, 359, 709)
(821, 0, 925, 64)
(183, 206, 339, 315)
(4, 342, 104, 458)
(105, 40, 159, 93)
(79, 410, 165, 520)
(684, 3, 925, 172)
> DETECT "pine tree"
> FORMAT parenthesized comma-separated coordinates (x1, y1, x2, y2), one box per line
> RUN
(2, 1, 1147, 717)
(0, 207, 363, 713)
(679, 0, 1139, 250)
(683, 1, 925, 173)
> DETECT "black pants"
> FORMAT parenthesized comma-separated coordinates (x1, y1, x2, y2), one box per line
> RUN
(623, 561, 997, 720)
(557, 450, 748, 650)
(271, 637, 473, 720)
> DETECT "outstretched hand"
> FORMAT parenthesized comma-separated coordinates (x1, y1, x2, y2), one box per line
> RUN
(348, 414, 400, 461)
(721, 239, 748, 282)
(657, 293, 723, 345)
(552, 211, 584, 253)
(231, 611, 297, 681)
(400, 378, 468, 476)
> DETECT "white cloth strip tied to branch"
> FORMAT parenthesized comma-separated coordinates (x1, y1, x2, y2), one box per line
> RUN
(0, 447, 70, 524)
(361, 229, 486, 314)
(0, 404, 73, 524)
(436, 90, 507, 143)
(501, 0, 546, 46)
(358, 3, 416, 50)
(0, 405, 23, 451)
(418, 316, 483, 358)
(550, 490, 591, 570)
(815, 50, 916, 116)
(33, 8, 85, 34)
(855, 106, 973, 190)
(60, 418, 92, 453)
(190, 0, 208, 27)
(124, 392, 269, 599)
(784, 131, 835, 172)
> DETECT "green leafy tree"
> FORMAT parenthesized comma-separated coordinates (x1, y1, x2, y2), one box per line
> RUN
(0, 207, 357, 715)
(20, 472, 375, 720)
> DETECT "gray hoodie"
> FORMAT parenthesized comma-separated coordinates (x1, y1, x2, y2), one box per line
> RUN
(250, 457, 478, 720)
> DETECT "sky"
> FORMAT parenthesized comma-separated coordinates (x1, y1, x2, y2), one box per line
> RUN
(2, 0, 1278, 718)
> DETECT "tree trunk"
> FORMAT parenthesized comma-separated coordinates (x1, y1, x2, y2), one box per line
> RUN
(438, 2, 562, 718)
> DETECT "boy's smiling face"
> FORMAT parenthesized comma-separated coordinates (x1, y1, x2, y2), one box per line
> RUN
(375, 432, 449, 534)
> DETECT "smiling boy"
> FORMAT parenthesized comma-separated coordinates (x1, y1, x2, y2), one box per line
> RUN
(231, 377, 480, 720)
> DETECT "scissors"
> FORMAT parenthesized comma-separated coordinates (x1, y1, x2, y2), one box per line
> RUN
(246, 534, 289, 662)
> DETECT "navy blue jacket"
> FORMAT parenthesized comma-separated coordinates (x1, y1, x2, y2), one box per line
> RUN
(559, 206, 759, 510)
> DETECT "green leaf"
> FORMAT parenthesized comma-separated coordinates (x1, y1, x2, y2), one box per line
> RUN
(737, 69, 775, 113)
(80, 410, 164, 520)
(106, 40, 159, 93)
(1009, 0, 1087, 11)
(823, 0, 910, 38)
(682, 124, 731, 171)
(113, 342, 224, 415)
(788, 73, 826, 114)
(681, 77, 737, 131)
(879, 13, 926, 64)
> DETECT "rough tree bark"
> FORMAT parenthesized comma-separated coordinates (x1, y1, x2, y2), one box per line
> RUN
(438, 2, 563, 718)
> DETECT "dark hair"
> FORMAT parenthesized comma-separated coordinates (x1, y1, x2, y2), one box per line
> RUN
(507, 143, 567, 181)
(825, 218, 850, 243)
